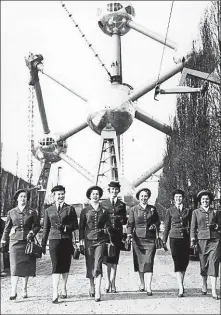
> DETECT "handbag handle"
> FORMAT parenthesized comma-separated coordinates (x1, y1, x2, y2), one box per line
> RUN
(72, 231, 78, 245)
(33, 235, 41, 246)
(153, 224, 159, 238)
(106, 228, 114, 245)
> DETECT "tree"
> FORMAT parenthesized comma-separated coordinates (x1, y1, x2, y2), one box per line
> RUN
(156, 2, 221, 212)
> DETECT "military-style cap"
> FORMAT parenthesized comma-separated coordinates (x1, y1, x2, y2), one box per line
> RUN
(51, 185, 66, 193)
(136, 188, 151, 200)
(86, 185, 103, 199)
(172, 189, 185, 198)
(108, 181, 121, 189)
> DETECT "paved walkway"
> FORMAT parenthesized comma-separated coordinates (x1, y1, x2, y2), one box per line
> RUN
(1, 248, 220, 314)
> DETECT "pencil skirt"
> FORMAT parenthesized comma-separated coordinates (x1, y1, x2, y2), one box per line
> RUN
(198, 238, 220, 277)
(10, 240, 36, 277)
(132, 237, 156, 273)
(170, 236, 190, 272)
(49, 239, 73, 274)
(103, 232, 122, 265)
(85, 239, 106, 278)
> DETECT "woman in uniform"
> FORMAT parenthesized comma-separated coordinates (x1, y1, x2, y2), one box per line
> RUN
(127, 188, 160, 296)
(1, 189, 40, 300)
(162, 189, 191, 297)
(41, 185, 79, 303)
(101, 181, 127, 293)
(79, 185, 111, 302)
(190, 190, 220, 300)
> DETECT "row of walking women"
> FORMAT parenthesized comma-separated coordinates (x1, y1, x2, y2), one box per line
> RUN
(0, 182, 220, 303)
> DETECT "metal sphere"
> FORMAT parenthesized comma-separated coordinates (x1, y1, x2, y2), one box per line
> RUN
(32, 133, 67, 163)
(87, 83, 135, 136)
(97, 2, 135, 36)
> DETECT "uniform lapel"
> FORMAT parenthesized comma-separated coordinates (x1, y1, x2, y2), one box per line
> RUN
(107, 198, 113, 207)
(182, 206, 189, 217)
(115, 198, 120, 207)
(174, 205, 180, 215)
(23, 206, 31, 215)
(16, 205, 28, 215)
(59, 202, 67, 215)
(138, 204, 145, 212)
(51, 203, 59, 216)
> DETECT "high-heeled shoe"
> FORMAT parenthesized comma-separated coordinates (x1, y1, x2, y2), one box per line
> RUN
(52, 297, 59, 304)
(139, 285, 145, 292)
(105, 284, 111, 293)
(89, 290, 95, 297)
(178, 289, 184, 297)
(9, 293, 17, 300)
(105, 282, 112, 293)
(95, 291, 101, 302)
(111, 286, 117, 293)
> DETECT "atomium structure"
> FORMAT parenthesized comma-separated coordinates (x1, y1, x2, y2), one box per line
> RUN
(25, 1, 220, 204)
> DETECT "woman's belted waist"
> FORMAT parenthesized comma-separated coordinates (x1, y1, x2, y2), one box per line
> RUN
(171, 224, 189, 230)
(169, 226, 190, 239)
(51, 226, 58, 230)
(51, 226, 63, 230)
(16, 227, 30, 230)
(180, 227, 190, 231)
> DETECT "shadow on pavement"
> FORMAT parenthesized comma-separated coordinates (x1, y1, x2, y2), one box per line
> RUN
(9, 288, 221, 306)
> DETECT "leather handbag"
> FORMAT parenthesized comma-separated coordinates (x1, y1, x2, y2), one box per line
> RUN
(0, 243, 8, 253)
(72, 233, 81, 259)
(155, 236, 164, 250)
(154, 225, 167, 251)
(25, 236, 42, 259)
(72, 244, 80, 259)
(106, 229, 116, 257)
(120, 239, 131, 251)
(193, 245, 199, 255)
(107, 242, 116, 257)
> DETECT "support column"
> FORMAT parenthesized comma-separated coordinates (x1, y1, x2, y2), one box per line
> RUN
(110, 32, 122, 83)
(96, 125, 121, 191)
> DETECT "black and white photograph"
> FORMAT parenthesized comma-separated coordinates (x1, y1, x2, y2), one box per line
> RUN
(1, 1, 220, 314)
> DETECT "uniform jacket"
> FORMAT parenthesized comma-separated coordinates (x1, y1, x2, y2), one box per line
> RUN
(127, 204, 160, 239)
(41, 203, 78, 247)
(1, 206, 40, 244)
(101, 198, 127, 239)
(163, 206, 192, 243)
(190, 207, 220, 240)
(79, 204, 111, 241)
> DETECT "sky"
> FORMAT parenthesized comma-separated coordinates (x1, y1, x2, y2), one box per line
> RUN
(1, 1, 210, 204)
